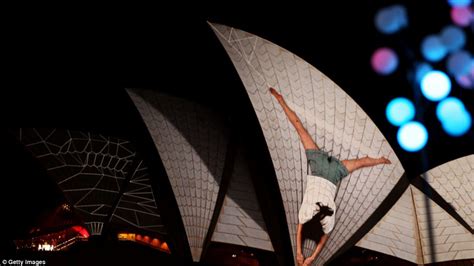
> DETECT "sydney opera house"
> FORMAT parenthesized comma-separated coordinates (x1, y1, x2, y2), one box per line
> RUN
(1, 1, 473, 265)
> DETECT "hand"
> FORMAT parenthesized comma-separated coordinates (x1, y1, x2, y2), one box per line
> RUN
(303, 256, 315, 266)
(269, 87, 283, 101)
(297, 252, 304, 265)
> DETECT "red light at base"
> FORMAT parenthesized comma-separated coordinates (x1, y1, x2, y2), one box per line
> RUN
(72, 226, 90, 238)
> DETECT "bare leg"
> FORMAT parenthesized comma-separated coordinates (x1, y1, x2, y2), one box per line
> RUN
(342, 156, 391, 174)
(270, 88, 319, 150)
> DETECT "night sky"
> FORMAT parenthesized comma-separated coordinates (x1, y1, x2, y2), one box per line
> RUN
(5, 0, 472, 173)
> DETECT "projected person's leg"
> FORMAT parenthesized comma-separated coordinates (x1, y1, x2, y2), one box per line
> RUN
(270, 87, 318, 150)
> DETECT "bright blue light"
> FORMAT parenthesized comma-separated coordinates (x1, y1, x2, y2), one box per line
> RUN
(440, 26, 466, 52)
(441, 110, 472, 136)
(448, 0, 472, 7)
(386, 97, 415, 126)
(397, 122, 428, 152)
(421, 35, 448, 62)
(437, 97, 472, 136)
(436, 97, 467, 121)
(375, 5, 408, 34)
(421, 71, 452, 101)
(447, 50, 472, 77)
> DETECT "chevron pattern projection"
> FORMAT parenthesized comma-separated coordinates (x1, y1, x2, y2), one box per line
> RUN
(422, 155, 474, 229)
(212, 147, 274, 251)
(357, 156, 474, 264)
(127, 89, 228, 261)
(210, 23, 404, 265)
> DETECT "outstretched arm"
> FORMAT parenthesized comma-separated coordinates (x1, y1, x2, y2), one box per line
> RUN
(342, 156, 391, 174)
(302, 234, 329, 266)
(270, 88, 319, 150)
(296, 224, 304, 265)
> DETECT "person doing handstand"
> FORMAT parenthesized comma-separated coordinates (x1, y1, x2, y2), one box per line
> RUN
(269, 88, 391, 266)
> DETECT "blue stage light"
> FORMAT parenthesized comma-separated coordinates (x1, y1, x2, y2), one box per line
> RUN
(375, 5, 408, 34)
(441, 110, 472, 136)
(440, 26, 466, 52)
(421, 70, 451, 101)
(421, 35, 448, 62)
(386, 97, 415, 126)
(397, 122, 428, 152)
(447, 50, 472, 77)
(436, 97, 467, 122)
(448, 0, 472, 7)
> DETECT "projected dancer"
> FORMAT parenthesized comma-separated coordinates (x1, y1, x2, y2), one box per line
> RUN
(269, 88, 391, 266)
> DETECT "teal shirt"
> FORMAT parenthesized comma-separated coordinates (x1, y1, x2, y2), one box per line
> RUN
(305, 149, 349, 185)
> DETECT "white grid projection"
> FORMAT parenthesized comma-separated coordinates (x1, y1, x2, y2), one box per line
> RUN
(127, 90, 228, 261)
(16, 128, 166, 235)
(357, 155, 474, 264)
(210, 23, 404, 265)
(212, 147, 274, 251)
(111, 160, 165, 234)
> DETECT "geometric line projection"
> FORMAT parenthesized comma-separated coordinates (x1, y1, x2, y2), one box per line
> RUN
(422, 154, 474, 230)
(127, 90, 228, 261)
(111, 160, 166, 235)
(210, 23, 405, 265)
(85, 221, 104, 236)
(212, 147, 274, 252)
(15, 128, 165, 236)
(357, 184, 474, 264)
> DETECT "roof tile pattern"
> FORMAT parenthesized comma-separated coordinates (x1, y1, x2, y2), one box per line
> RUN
(210, 23, 404, 264)
(212, 148, 274, 251)
(127, 90, 228, 261)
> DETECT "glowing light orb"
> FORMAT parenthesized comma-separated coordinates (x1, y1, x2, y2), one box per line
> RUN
(448, 0, 472, 7)
(447, 50, 472, 76)
(371, 47, 399, 75)
(421, 70, 452, 101)
(397, 122, 428, 152)
(440, 26, 466, 52)
(441, 109, 472, 136)
(375, 5, 408, 34)
(436, 97, 467, 121)
(421, 35, 448, 62)
(451, 7, 473, 27)
(437, 97, 472, 137)
(386, 97, 415, 126)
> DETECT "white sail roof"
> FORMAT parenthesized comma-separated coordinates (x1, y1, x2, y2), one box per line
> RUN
(357, 155, 474, 264)
(210, 22, 405, 264)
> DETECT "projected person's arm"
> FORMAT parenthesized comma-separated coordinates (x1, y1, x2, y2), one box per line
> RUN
(296, 224, 304, 265)
(303, 233, 329, 266)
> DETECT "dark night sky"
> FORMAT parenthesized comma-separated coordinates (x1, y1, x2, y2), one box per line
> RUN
(4, 0, 472, 172)
(1, 0, 473, 257)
